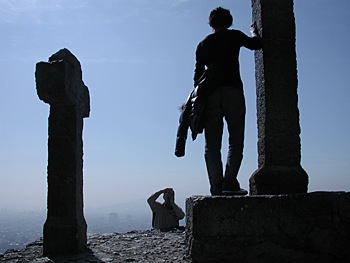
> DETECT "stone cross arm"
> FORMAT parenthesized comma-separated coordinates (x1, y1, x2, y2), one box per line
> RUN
(35, 48, 90, 118)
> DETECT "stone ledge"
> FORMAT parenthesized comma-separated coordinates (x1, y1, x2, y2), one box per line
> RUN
(185, 192, 350, 263)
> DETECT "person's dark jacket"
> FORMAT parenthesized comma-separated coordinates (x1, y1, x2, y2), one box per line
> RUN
(174, 93, 191, 158)
(175, 68, 219, 157)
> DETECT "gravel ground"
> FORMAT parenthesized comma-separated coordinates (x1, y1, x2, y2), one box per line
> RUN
(0, 229, 191, 263)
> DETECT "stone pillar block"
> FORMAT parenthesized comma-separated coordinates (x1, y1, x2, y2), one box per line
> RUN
(186, 193, 350, 263)
(250, 0, 308, 194)
(35, 48, 90, 256)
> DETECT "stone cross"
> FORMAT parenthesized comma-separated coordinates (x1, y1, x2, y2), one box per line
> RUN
(35, 48, 90, 256)
(249, 0, 309, 194)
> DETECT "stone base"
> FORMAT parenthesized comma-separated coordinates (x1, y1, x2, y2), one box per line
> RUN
(43, 216, 87, 256)
(249, 165, 309, 194)
(185, 192, 350, 263)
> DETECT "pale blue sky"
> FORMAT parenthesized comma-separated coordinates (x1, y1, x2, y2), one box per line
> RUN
(0, 0, 349, 211)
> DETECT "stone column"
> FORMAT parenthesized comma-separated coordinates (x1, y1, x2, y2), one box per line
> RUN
(35, 48, 90, 256)
(249, 0, 309, 194)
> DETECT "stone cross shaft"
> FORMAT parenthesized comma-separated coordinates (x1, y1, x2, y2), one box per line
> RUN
(249, 0, 308, 194)
(35, 48, 90, 256)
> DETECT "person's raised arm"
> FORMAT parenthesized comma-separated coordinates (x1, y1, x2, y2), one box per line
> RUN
(250, 22, 261, 38)
(147, 189, 166, 211)
(242, 22, 262, 51)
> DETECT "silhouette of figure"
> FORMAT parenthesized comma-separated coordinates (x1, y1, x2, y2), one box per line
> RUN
(194, 7, 262, 196)
(147, 188, 185, 231)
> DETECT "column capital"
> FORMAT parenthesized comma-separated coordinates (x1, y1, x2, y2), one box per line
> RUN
(36, 48, 90, 118)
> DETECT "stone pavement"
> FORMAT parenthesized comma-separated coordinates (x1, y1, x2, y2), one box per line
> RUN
(0, 229, 190, 263)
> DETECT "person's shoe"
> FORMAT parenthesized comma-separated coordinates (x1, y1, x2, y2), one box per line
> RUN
(222, 188, 248, 196)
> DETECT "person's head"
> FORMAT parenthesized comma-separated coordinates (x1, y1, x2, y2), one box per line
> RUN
(208, 7, 233, 31)
(163, 188, 175, 204)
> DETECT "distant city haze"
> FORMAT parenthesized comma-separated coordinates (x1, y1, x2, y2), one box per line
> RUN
(1, 1, 349, 213)
(0, 198, 166, 253)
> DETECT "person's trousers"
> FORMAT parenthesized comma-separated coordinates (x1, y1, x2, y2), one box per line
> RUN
(204, 86, 246, 195)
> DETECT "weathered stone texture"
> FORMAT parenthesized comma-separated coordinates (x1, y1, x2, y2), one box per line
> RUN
(186, 193, 350, 263)
(250, 0, 308, 194)
(0, 230, 190, 262)
(35, 48, 90, 256)
(36, 49, 90, 117)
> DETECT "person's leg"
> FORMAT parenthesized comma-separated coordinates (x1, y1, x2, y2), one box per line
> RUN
(222, 87, 246, 192)
(204, 89, 224, 195)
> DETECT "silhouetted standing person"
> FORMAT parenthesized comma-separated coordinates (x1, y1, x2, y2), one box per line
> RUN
(194, 7, 262, 195)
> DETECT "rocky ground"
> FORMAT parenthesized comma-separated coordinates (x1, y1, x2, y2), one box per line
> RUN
(0, 229, 191, 263)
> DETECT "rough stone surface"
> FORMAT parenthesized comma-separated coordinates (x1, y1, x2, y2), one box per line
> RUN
(35, 48, 90, 256)
(249, 0, 309, 194)
(36, 48, 90, 117)
(0, 230, 190, 263)
(186, 192, 350, 263)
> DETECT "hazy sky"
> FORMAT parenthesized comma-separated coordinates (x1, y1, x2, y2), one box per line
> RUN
(1, 0, 349, 211)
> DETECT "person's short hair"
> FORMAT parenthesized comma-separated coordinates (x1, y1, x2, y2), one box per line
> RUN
(208, 7, 233, 29)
